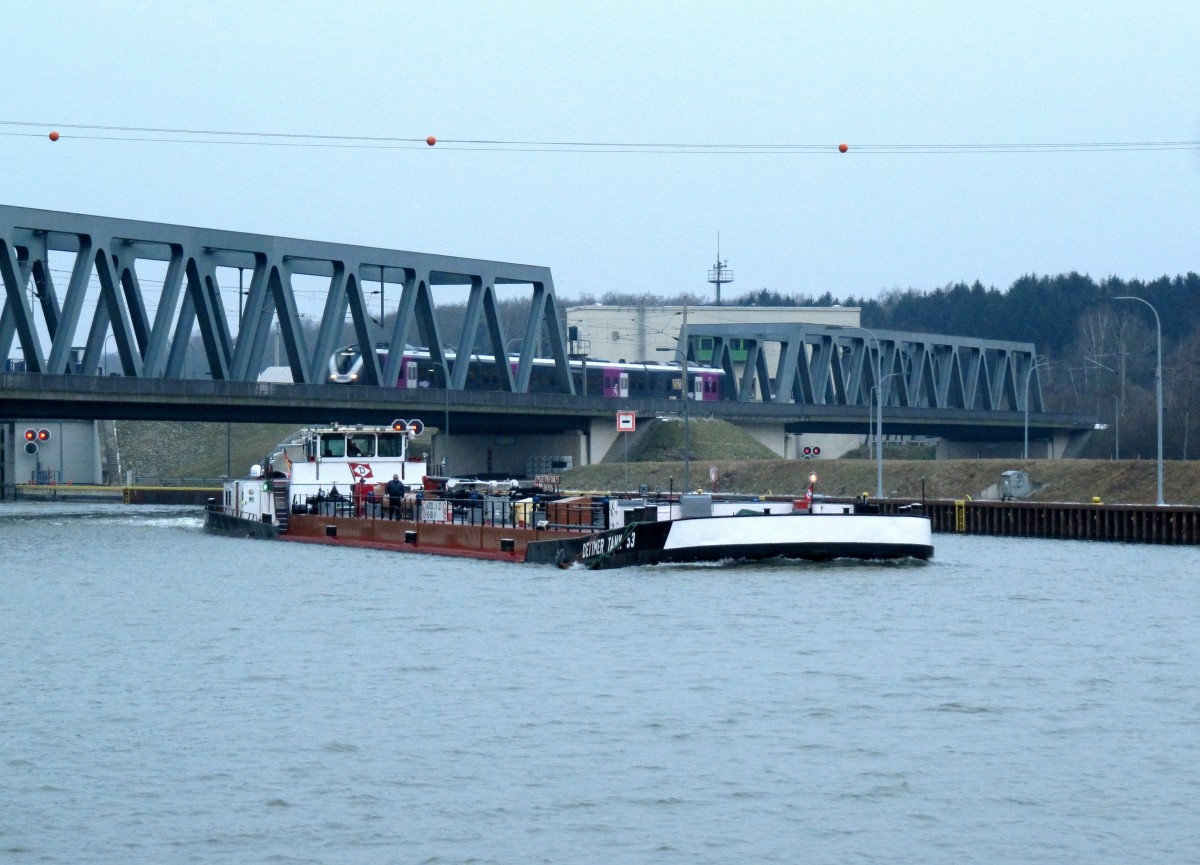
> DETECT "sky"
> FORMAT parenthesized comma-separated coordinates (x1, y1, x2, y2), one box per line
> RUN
(5, 0, 1200, 317)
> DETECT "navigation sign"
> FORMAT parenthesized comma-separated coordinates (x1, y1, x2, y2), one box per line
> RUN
(617, 411, 636, 432)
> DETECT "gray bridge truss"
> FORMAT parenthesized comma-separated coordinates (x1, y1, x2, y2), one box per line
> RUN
(0, 204, 571, 393)
(688, 323, 1045, 413)
(2, 205, 1096, 456)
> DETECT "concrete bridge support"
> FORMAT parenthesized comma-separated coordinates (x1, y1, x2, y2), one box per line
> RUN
(736, 424, 862, 460)
(433, 429, 588, 478)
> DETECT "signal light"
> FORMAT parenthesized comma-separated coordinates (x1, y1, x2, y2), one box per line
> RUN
(391, 418, 425, 435)
(812, 446, 821, 456)
(24, 429, 36, 441)
(37, 429, 51, 442)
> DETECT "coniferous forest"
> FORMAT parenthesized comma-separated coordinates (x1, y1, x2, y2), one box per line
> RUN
(858, 274, 1199, 461)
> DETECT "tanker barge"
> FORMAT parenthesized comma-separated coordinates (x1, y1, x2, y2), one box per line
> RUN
(205, 423, 933, 568)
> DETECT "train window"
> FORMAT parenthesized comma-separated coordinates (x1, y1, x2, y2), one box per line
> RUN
(347, 434, 374, 457)
(320, 435, 346, 458)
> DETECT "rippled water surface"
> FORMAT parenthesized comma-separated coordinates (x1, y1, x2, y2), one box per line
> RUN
(2, 501, 1198, 864)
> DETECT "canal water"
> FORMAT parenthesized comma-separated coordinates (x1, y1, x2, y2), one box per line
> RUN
(2, 502, 1197, 864)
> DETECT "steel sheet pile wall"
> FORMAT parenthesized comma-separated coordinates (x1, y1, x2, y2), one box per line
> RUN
(921, 499, 1199, 545)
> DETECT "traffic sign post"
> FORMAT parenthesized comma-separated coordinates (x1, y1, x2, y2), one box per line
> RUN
(617, 412, 636, 490)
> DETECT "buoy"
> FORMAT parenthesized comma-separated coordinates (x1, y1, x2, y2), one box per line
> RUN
(838, 142, 848, 153)
(49, 131, 60, 142)
(426, 135, 437, 147)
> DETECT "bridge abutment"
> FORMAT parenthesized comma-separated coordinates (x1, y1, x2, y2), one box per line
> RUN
(434, 429, 588, 479)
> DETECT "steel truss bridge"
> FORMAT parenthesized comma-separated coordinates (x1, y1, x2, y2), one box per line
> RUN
(688, 322, 1047, 413)
(0, 204, 569, 392)
(2, 205, 1093, 446)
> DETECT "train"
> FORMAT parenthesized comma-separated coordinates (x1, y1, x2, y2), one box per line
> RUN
(328, 344, 726, 401)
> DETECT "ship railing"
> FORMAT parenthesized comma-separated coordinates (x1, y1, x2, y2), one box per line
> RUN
(288, 493, 605, 532)
(289, 492, 519, 527)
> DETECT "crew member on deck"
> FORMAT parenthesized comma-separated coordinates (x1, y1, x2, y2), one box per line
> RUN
(385, 474, 407, 520)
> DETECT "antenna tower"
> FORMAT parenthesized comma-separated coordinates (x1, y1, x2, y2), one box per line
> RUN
(707, 233, 734, 305)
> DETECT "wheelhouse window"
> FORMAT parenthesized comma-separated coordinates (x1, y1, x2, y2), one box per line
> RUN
(347, 434, 374, 457)
(320, 435, 346, 458)
(377, 433, 405, 457)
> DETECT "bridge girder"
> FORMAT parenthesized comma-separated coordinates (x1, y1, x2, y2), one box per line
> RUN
(689, 323, 1045, 413)
(0, 371, 1095, 443)
(0, 205, 572, 393)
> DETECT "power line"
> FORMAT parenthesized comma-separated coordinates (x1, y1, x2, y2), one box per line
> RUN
(4, 119, 1198, 154)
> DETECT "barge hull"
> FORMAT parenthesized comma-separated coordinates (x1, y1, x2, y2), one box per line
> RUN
(205, 509, 280, 539)
(528, 513, 934, 569)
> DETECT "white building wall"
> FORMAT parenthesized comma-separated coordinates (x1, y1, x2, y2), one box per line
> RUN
(566, 304, 861, 365)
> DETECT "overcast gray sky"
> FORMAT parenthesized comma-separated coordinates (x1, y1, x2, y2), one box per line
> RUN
(6, 0, 1200, 311)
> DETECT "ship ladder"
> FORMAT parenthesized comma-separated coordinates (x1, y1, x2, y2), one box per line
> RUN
(274, 487, 290, 531)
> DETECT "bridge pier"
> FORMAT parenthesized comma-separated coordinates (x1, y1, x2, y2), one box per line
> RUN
(433, 429, 588, 479)
(738, 424, 861, 460)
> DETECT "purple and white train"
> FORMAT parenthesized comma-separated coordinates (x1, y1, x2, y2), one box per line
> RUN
(328, 344, 725, 401)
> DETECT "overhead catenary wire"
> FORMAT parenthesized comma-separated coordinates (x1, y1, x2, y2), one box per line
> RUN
(3, 119, 1198, 154)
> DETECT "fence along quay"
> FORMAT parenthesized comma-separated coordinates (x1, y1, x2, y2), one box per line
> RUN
(914, 498, 1200, 545)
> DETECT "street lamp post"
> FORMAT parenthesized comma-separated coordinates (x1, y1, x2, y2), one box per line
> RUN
(1112, 393, 1120, 460)
(1115, 296, 1164, 505)
(656, 304, 691, 491)
(682, 339, 690, 492)
(103, 332, 117, 375)
(1023, 359, 1050, 460)
(871, 371, 903, 492)
(443, 380, 451, 477)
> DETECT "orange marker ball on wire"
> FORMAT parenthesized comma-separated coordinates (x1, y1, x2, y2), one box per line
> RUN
(426, 135, 437, 146)
(838, 142, 848, 153)
(49, 130, 60, 142)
